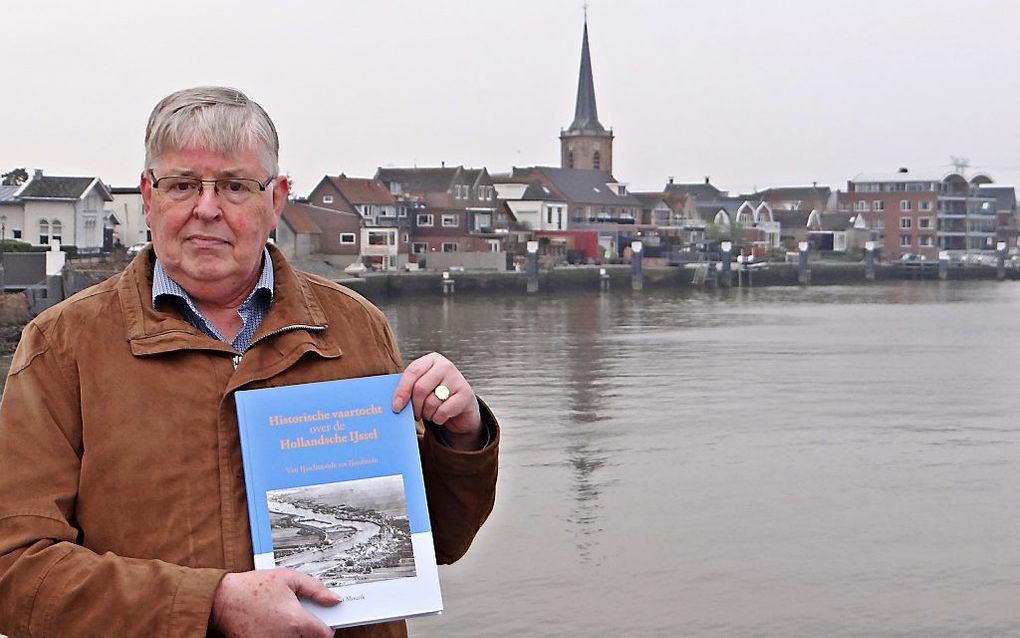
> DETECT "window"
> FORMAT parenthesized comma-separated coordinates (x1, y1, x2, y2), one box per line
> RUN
(547, 206, 554, 225)
(401, 233, 409, 243)
(339, 233, 356, 244)
(900, 200, 911, 211)
(416, 213, 434, 227)
(442, 214, 459, 228)
(875, 219, 885, 230)
(11, 229, 21, 239)
(900, 235, 912, 247)
(322, 195, 333, 204)
(854, 201, 868, 212)
(872, 200, 884, 212)
(919, 200, 933, 212)
(593, 151, 601, 170)
(367, 231, 392, 246)
(412, 242, 428, 254)
(398, 205, 408, 218)
(442, 242, 458, 253)
(838, 202, 850, 213)
(487, 239, 501, 252)
(568, 151, 574, 168)
(900, 217, 912, 229)
(50, 220, 62, 244)
(39, 219, 49, 245)
(918, 217, 932, 229)
(919, 236, 933, 247)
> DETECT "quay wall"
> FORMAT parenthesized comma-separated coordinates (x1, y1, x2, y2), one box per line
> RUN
(51, 260, 1019, 306)
(334, 261, 1019, 302)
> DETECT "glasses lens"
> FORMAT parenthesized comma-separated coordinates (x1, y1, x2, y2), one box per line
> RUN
(159, 177, 201, 201)
(217, 179, 258, 204)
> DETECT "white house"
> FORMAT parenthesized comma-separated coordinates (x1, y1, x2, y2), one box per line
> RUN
(15, 170, 113, 251)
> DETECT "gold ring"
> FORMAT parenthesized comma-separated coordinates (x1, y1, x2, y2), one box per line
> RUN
(433, 384, 451, 401)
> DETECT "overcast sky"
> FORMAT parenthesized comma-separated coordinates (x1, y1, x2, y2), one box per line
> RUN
(4, 0, 1020, 195)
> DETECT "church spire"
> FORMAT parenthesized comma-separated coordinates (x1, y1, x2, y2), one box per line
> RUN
(560, 14, 613, 173)
(568, 19, 605, 134)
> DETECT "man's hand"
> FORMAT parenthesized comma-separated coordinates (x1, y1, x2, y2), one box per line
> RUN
(211, 569, 339, 638)
(392, 352, 485, 450)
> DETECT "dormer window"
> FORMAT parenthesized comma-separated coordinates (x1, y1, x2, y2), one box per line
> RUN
(322, 195, 333, 204)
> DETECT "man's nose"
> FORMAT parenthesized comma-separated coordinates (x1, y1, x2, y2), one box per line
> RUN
(192, 182, 222, 219)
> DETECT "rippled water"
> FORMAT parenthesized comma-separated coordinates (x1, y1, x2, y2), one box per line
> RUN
(381, 282, 1020, 637)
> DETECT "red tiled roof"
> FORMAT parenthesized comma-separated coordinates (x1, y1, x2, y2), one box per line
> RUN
(328, 176, 396, 205)
(282, 202, 361, 234)
(282, 203, 322, 234)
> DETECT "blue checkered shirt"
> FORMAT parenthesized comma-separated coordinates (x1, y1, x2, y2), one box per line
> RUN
(152, 247, 274, 353)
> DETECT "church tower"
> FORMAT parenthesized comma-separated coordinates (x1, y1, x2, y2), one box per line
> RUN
(560, 19, 613, 173)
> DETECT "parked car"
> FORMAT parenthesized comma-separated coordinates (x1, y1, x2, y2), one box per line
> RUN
(127, 242, 149, 256)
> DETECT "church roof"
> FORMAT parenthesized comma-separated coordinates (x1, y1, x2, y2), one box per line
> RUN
(565, 21, 606, 135)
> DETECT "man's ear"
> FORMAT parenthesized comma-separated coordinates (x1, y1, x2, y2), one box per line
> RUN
(271, 175, 290, 223)
(140, 171, 153, 225)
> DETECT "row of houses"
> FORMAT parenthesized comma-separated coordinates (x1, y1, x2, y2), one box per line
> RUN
(1, 164, 1016, 272)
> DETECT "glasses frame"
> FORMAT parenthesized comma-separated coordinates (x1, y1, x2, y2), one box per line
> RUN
(148, 170, 277, 203)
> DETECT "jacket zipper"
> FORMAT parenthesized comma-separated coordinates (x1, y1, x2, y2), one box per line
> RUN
(233, 324, 326, 370)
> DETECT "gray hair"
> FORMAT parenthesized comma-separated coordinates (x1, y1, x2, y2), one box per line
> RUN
(144, 86, 279, 175)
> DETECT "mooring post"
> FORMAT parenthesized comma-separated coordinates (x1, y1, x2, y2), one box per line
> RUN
(599, 267, 610, 292)
(798, 241, 811, 285)
(938, 250, 949, 281)
(442, 270, 455, 295)
(997, 241, 1007, 281)
(865, 241, 876, 281)
(526, 240, 539, 294)
(631, 240, 643, 291)
(720, 241, 732, 288)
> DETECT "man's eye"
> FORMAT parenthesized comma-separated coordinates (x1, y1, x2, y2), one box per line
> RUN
(222, 180, 247, 192)
(170, 180, 197, 192)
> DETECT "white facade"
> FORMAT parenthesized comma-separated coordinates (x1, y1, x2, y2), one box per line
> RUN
(108, 190, 148, 247)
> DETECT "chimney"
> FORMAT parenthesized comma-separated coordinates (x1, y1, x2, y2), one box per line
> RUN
(898, 167, 909, 174)
(668, 176, 674, 185)
(34, 168, 43, 179)
(704, 176, 710, 185)
(441, 161, 445, 168)
(812, 181, 817, 187)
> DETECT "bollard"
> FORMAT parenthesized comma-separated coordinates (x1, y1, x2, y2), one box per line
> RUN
(938, 251, 949, 281)
(442, 270, 455, 295)
(720, 241, 732, 288)
(865, 242, 876, 281)
(526, 240, 539, 294)
(631, 241, 643, 291)
(599, 267, 610, 292)
(798, 241, 810, 285)
(997, 241, 1007, 281)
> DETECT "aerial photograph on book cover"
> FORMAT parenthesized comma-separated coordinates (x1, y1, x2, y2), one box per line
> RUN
(267, 475, 416, 587)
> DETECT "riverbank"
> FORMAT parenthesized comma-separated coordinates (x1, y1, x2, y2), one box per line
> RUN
(333, 260, 1020, 302)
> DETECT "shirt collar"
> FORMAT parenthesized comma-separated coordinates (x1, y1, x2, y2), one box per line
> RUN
(152, 246, 275, 311)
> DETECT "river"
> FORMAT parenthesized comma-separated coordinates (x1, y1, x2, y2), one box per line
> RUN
(379, 282, 1020, 637)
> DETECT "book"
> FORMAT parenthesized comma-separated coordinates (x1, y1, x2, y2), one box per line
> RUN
(234, 373, 442, 629)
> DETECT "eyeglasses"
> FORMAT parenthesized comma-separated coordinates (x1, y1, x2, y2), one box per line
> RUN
(149, 170, 276, 205)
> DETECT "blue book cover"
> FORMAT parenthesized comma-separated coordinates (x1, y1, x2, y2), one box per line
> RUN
(234, 374, 442, 629)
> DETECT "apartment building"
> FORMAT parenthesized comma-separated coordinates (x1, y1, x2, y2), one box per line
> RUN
(838, 169, 1001, 259)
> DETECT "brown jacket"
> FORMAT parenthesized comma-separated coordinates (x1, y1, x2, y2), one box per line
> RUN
(0, 246, 498, 637)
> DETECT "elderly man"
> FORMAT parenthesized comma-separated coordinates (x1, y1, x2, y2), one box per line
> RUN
(0, 87, 497, 638)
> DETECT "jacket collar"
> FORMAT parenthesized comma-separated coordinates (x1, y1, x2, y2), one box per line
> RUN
(119, 244, 331, 359)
